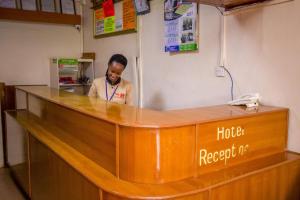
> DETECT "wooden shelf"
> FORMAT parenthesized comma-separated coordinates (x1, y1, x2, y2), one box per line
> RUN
(0, 7, 81, 25)
(189, 0, 267, 9)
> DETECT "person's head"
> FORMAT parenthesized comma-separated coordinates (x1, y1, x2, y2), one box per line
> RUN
(106, 54, 127, 85)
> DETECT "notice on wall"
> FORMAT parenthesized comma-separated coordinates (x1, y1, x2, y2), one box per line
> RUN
(102, 0, 114, 17)
(164, 0, 198, 52)
(123, 0, 136, 30)
(95, 8, 105, 35)
(94, 0, 137, 38)
(104, 16, 115, 33)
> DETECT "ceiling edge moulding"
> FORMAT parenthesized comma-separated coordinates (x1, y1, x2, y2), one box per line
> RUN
(186, 0, 294, 14)
(223, 0, 293, 15)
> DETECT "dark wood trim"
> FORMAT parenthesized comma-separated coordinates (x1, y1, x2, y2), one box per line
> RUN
(0, 83, 7, 167)
(0, 7, 81, 25)
(1, 85, 16, 167)
(0, 83, 16, 167)
(5, 86, 17, 112)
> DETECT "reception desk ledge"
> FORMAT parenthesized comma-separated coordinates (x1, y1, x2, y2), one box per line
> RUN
(4, 86, 300, 200)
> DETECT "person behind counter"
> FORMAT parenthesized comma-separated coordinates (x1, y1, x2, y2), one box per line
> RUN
(88, 54, 133, 105)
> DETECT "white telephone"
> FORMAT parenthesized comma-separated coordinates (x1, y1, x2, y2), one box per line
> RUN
(228, 93, 260, 108)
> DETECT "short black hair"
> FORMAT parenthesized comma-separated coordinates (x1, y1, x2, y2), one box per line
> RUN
(108, 54, 127, 69)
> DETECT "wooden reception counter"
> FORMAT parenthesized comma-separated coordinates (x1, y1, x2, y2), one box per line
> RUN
(5, 86, 300, 200)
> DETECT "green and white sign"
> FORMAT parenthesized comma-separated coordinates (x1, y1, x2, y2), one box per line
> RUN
(58, 59, 78, 65)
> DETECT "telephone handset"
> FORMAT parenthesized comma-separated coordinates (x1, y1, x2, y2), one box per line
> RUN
(228, 93, 260, 108)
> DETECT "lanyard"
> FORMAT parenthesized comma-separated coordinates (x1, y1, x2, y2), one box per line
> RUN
(105, 80, 119, 101)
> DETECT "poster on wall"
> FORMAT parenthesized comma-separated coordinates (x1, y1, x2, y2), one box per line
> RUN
(94, 0, 137, 38)
(133, 0, 150, 15)
(164, 0, 198, 52)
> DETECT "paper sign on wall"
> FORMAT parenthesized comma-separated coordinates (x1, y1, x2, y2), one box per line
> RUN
(164, 0, 198, 52)
(123, 0, 136, 30)
(103, 0, 114, 17)
(94, 0, 136, 38)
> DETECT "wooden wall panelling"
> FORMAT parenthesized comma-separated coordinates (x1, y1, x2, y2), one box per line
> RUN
(210, 159, 300, 200)
(30, 98, 117, 175)
(197, 111, 288, 175)
(26, 93, 117, 174)
(5, 113, 30, 197)
(29, 135, 100, 200)
(119, 125, 196, 183)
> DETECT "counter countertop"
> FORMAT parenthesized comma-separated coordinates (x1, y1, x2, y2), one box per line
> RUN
(16, 86, 288, 128)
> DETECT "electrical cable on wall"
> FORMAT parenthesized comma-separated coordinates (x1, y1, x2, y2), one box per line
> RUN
(223, 66, 234, 101)
(219, 9, 234, 101)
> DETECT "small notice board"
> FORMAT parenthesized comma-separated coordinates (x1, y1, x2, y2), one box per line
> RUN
(94, 0, 137, 38)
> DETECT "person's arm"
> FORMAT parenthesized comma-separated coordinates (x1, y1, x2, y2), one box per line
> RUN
(88, 81, 97, 97)
(125, 83, 133, 106)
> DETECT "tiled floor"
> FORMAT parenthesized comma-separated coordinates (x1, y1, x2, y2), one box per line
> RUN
(0, 168, 25, 200)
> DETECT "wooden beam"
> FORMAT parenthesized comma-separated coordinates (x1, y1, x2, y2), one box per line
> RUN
(0, 8, 81, 25)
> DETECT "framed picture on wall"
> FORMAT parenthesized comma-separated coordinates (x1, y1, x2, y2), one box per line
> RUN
(21, 0, 37, 10)
(133, 0, 150, 15)
(0, 0, 17, 8)
(60, 0, 75, 14)
(40, 0, 56, 12)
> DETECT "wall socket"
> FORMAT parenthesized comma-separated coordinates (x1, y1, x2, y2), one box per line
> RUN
(215, 66, 225, 77)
